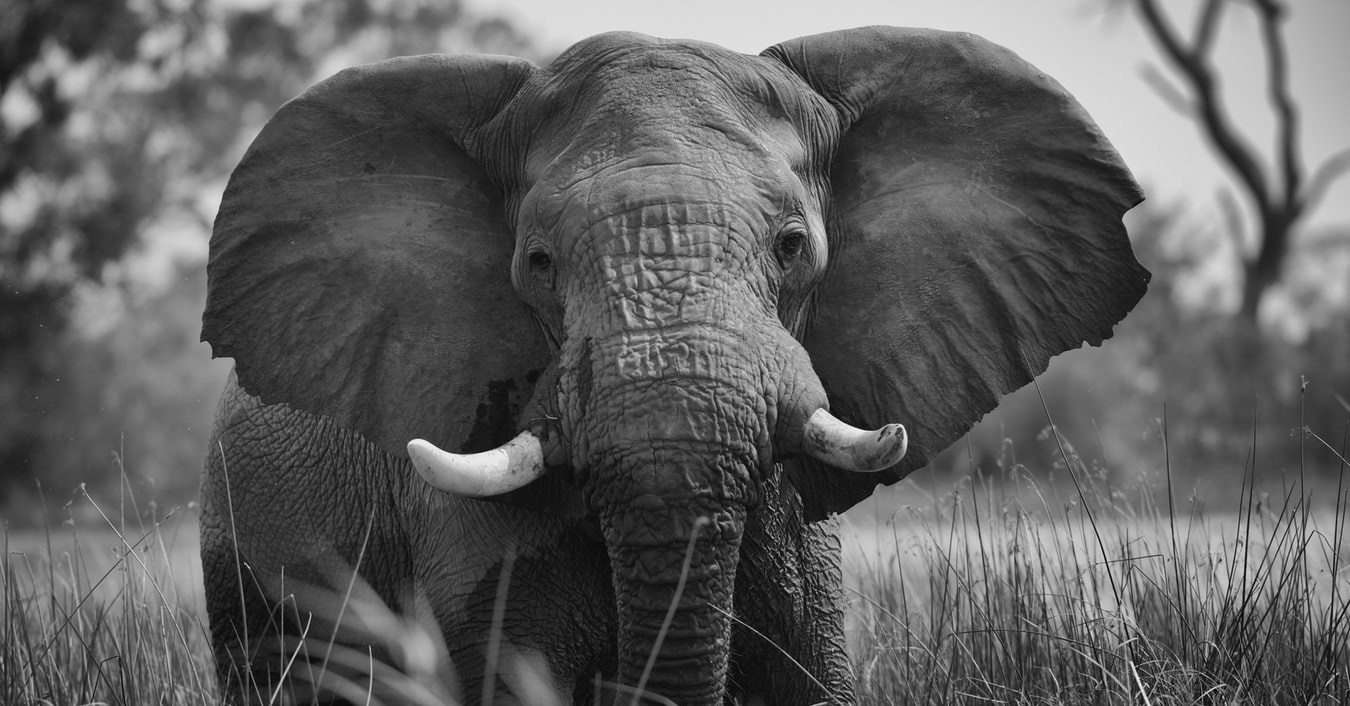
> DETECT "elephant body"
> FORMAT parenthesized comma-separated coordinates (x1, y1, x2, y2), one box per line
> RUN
(201, 373, 852, 702)
(200, 28, 1148, 704)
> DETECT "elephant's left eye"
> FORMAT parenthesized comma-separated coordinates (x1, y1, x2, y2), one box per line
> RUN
(775, 229, 808, 268)
(523, 246, 557, 291)
(528, 250, 553, 270)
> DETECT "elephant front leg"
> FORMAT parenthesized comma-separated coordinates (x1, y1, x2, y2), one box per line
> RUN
(793, 518, 855, 705)
(411, 503, 618, 704)
(730, 475, 855, 705)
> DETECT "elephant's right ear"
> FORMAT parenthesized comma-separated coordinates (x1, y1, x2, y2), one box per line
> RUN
(765, 27, 1149, 519)
(202, 54, 552, 462)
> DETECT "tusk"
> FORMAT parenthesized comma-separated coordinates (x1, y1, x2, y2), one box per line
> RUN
(801, 408, 908, 472)
(406, 431, 546, 497)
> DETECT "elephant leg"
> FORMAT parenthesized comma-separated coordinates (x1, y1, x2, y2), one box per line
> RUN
(730, 472, 855, 706)
(406, 494, 617, 704)
(794, 518, 855, 704)
(201, 380, 416, 704)
(201, 490, 281, 704)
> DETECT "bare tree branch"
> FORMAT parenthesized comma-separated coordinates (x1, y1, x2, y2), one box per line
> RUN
(1193, 0, 1226, 55)
(1251, 0, 1303, 213)
(1134, 0, 1191, 68)
(1139, 64, 1192, 115)
(1127, 0, 1340, 321)
(1135, 0, 1273, 217)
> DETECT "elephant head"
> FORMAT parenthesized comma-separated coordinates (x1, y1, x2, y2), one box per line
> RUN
(203, 27, 1147, 704)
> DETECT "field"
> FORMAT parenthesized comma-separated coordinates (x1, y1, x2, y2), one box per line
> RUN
(4, 454, 1349, 705)
(841, 471, 1350, 704)
(2, 492, 216, 705)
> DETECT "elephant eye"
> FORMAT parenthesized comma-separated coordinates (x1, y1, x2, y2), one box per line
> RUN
(775, 229, 808, 267)
(528, 250, 553, 271)
(524, 246, 556, 291)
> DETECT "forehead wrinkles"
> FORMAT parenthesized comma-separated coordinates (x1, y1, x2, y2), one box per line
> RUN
(529, 146, 792, 266)
(515, 42, 823, 258)
(522, 40, 818, 174)
(589, 56, 807, 161)
(540, 165, 759, 273)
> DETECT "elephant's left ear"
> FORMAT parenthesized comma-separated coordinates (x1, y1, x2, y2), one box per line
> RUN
(764, 27, 1150, 519)
(203, 54, 553, 462)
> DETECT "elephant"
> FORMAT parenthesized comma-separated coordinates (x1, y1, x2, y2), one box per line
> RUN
(198, 26, 1148, 706)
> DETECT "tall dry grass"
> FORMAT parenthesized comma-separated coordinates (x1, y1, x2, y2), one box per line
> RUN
(3, 406, 1347, 704)
(847, 393, 1350, 705)
(2, 483, 219, 705)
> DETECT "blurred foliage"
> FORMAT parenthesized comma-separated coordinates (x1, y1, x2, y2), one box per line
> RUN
(0, 0, 538, 511)
(15, 269, 234, 520)
(1103, 203, 1350, 490)
(926, 200, 1350, 504)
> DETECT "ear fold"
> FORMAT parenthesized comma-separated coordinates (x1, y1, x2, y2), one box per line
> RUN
(202, 54, 553, 468)
(764, 27, 1149, 519)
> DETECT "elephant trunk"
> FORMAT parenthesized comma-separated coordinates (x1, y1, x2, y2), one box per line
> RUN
(602, 490, 745, 705)
(559, 319, 833, 702)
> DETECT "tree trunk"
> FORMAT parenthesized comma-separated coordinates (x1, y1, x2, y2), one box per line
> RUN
(1238, 215, 1293, 322)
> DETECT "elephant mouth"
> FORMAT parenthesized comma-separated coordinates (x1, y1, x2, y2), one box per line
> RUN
(405, 407, 907, 497)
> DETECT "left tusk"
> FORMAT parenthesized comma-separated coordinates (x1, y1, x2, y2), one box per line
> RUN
(406, 431, 546, 497)
(800, 408, 908, 472)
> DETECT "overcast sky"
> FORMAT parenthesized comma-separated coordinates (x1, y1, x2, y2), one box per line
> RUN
(465, 0, 1350, 232)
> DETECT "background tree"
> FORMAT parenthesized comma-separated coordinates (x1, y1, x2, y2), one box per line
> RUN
(1124, 0, 1350, 323)
(1, 0, 204, 495)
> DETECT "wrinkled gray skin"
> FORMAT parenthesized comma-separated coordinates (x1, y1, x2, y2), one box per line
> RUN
(200, 28, 1148, 705)
(203, 376, 844, 703)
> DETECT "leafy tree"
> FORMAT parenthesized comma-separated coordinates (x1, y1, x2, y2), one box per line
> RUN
(1, 0, 205, 493)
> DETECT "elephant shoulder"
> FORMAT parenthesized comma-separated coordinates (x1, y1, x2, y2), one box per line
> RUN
(206, 367, 402, 484)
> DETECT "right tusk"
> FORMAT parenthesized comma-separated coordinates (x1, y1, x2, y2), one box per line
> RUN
(801, 408, 908, 472)
(406, 431, 546, 497)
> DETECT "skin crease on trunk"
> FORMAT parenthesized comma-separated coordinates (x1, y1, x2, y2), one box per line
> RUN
(198, 26, 1149, 706)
